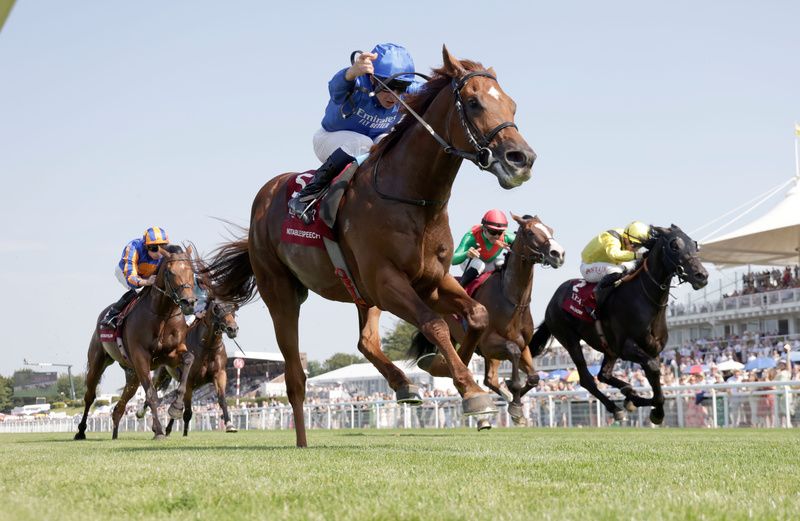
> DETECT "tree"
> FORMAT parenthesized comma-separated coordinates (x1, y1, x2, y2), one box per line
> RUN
(306, 360, 324, 378)
(57, 373, 86, 401)
(322, 353, 364, 373)
(0, 375, 13, 412)
(382, 320, 418, 361)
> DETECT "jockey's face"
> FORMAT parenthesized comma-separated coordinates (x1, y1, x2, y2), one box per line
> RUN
(483, 226, 505, 244)
(375, 90, 399, 109)
(146, 245, 163, 259)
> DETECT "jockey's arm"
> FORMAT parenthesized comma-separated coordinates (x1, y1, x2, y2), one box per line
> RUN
(328, 68, 357, 105)
(503, 231, 516, 246)
(121, 243, 146, 288)
(600, 232, 636, 263)
(452, 231, 477, 265)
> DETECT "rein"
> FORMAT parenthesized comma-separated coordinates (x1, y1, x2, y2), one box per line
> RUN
(370, 71, 517, 207)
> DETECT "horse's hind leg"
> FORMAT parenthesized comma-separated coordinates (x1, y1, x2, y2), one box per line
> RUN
(75, 335, 113, 440)
(168, 347, 195, 420)
(255, 267, 308, 447)
(483, 358, 511, 402)
(214, 370, 236, 432)
(111, 368, 139, 440)
(503, 341, 527, 425)
(357, 306, 418, 404)
(519, 347, 540, 396)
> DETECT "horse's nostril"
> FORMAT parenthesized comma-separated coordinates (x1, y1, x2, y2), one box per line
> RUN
(505, 150, 526, 167)
(550, 250, 562, 259)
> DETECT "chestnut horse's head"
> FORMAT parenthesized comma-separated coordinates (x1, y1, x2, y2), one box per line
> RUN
(156, 245, 197, 315)
(440, 46, 536, 189)
(511, 214, 565, 268)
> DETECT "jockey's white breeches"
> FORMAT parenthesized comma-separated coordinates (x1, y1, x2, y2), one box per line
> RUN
(580, 261, 637, 283)
(115, 266, 135, 290)
(461, 255, 504, 276)
(313, 128, 388, 162)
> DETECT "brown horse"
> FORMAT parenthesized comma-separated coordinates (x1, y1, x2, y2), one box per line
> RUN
(205, 46, 535, 447)
(75, 245, 197, 440)
(409, 214, 564, 426)
(135, 299, 240, 437)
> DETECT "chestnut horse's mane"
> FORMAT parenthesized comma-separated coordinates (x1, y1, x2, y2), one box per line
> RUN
(367, 59, 488, 160)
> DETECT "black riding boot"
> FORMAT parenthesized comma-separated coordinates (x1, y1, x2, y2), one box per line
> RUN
(100, 289, 137, 329)
(288, 148, 355, 223)
(593, 272, 624, 319)
(460, 266, 481, 288)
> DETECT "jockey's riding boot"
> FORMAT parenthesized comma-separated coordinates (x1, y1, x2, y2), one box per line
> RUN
(593, 272, 624, 319)
(100, 289, 137, 329)
(460, 266, 481, 288)
(288, 148, 356, 223)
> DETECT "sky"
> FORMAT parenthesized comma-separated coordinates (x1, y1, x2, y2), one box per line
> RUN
(1, 1, 798, 393)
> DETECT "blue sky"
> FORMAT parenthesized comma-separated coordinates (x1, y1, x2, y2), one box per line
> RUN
(1, 2, 798, 392)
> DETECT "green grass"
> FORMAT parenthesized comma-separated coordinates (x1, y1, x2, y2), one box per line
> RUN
(1, 428, 798, 520)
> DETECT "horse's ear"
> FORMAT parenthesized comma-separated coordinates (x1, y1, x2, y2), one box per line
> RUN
(487, 66, 497, 77)
(186, 244, 194, 259)
(442, 45, 464, 77)
(158, 246, 171, 259)
(511, 212, 524, 225)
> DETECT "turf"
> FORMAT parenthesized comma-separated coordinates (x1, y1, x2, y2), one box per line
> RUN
(0, 428, 797, 521)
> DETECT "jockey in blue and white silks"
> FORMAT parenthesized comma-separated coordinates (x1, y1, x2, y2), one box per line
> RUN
(289, 43, 424, 222)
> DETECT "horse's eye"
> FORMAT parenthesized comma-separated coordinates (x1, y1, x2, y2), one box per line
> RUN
(467, 98, 481, 110)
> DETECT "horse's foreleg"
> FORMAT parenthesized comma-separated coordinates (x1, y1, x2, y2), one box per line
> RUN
(597, 352, 648, 411)
(181, 389, 193, 436)
(214, 371, 236, 432)
(75, 336, 113, 441)
(431, 274, 489, 367)
(622, 339, 666, 424)
(130, 347, 164, 439)
(112, 369, 139, 440)
(356, 306, 417, 403)
(519, 347, 540, 395)
(168, 347, 194, 420)
(483, 357, 509, 401)
(375, 269, 491, 413)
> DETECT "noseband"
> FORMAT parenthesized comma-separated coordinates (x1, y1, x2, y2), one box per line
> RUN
(152, 259, 194, 307)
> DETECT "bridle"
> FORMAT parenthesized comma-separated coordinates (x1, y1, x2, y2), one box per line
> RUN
(371, 70, 517, 207)
(208, 301, 237, 335)
(152, 258, 194, 307)
(638, 235, 696, 307)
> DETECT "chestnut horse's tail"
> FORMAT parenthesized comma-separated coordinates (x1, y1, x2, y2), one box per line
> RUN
(203, 238, 258, 306)
(529, 323, 552, 357)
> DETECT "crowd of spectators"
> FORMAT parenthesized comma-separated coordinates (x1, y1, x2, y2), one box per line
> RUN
(729, 265, 800, 296)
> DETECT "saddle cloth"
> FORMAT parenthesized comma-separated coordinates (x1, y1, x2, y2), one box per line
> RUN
(562, 279, 597, 323)
(98, 296, 139, 365)
(463, 272, 493, 298)
(280, 171, 336, 249)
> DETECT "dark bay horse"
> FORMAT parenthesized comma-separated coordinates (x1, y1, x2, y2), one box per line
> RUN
(409, 214, 564, 426)
(135, 299, 240, 437)
(529, 225, 708, 424)
(75, 245, 197, 440)
(205, 46, 535, 447)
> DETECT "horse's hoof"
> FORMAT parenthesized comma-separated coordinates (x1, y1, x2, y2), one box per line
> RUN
(507, 403, 524, 421)
(396, 384, 423, 405)
(477, 419, 492, 431)
(613, 410, 627, 422)
(153, 433, 166, 441)
(649, 410, 665, 425)
(624, 399, 636, 412)
(499, 387, 513, 403)
(168, 403, 184, 420)
(225, 421, 238, 433)
(462, 394, 497, 416)
(74, 432, 86, 441)
(512, 416, 528, 427)
(416, 353, 441, 371)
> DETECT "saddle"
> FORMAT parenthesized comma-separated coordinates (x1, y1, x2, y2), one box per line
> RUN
(463, 272, 493, 298)
(281, 162, 367, 306)
(98, 296, 140, 365)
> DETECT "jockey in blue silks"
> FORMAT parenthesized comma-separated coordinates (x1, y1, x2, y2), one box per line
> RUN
(288, 43, 424, 221)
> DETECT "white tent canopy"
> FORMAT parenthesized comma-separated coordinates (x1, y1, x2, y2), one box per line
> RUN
(700, 176, 800, 267)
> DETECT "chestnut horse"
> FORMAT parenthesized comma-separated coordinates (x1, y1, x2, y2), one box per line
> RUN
(205, 47, 535, 447)
(529, 225, 708, 424)
(409, 214, 564, 426)
(75, 245, 197, 440)
(135, 299, 240, 437)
